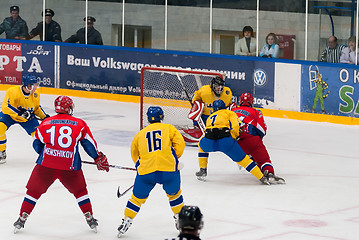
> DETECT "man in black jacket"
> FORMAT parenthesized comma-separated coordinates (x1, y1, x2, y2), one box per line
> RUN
(27, 9, 62, 42)
(65, 16, 103, 45)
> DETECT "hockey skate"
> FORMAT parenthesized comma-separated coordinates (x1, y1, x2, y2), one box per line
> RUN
(264, 170, 285, 184)
(117, 217, 133, 238)
(84, 212, 98, 233)
(195, 168, 207, 181)
(0, 150, 6, 164)
(174, 214, 179, 230)
(260, 176, 270, 185)
(13, 212, 29, 233)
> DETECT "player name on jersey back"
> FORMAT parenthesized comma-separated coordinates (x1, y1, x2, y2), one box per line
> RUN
(44, 147, 74, 158)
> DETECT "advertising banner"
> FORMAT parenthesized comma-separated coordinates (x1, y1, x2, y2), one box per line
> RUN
(301, 64, 359, 117)
(0, 40, 275, 108)
(253, 61, 275, 107)
(0, 41, 56, 87)
(0, 42, 23, 84)
(59, 45, 262, 103)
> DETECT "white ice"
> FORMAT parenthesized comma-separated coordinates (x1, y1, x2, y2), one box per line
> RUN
(0, 92, 358, 240)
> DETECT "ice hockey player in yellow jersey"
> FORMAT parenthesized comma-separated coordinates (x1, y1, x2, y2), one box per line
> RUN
(117, 106, 186, 238)
(196, 99, 270, 185)
(192, 76, 233, 119)
(0, 74, 48, 164)
(184, 76, 234, 143)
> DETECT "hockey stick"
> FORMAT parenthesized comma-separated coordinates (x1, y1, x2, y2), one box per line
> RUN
(117, 185, 134, 198)
(176, 73, 206, 133)
(82, 160, 137, 171)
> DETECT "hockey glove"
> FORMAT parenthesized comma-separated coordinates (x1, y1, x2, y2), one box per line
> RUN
(188, 100, 204, 121)
(94, 152, 110, 172)
(18, 107, 34, 120)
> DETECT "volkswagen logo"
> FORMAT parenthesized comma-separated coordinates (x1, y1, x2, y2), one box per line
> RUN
(253, 69, 267, 86)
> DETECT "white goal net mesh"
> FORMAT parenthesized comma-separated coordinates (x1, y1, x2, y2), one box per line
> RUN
(140, 68, 222, 129)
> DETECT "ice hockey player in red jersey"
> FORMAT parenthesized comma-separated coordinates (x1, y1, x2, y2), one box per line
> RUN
(13, 95, 110, 233)
(232, 92, 285, 184)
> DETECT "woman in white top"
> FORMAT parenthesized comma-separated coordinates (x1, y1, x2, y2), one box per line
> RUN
(259, 33, 279, 58)
(340, 36, 358, 64)
(236, 26, 256, 56)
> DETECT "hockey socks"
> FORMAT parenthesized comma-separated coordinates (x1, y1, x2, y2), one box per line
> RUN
(237, 155, 264, 180)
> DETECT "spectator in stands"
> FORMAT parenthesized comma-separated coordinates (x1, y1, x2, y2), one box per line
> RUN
(320, 36, 345, 63)
(235, 25, 256, 56)
(26, 9, 62, 42)
(340, 36, 358, 65)
(65, 16, 103, 45)
(259, 33, 279, 58)
(0, 6, 28, 39)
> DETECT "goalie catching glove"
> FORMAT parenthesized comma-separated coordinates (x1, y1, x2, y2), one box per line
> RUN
(188, 100, 204, 121)
(94, 152, 109, 172)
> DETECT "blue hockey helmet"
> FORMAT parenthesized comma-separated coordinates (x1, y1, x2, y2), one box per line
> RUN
(178, 205, 203, 230)
(22, 74, 39, 86)
(147, 106, 164, 123)
(212, 99, 226, 112)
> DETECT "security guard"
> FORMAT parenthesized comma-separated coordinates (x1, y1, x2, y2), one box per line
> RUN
(27, 8, 62, 42)
(0, 6, 29, 39)
(65, 16, 103, 45)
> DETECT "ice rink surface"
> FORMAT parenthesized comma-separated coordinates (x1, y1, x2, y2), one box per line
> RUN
(0, 93, 358, 240)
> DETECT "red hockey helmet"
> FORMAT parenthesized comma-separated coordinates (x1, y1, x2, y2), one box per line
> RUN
(54, 96, 74, 115)
(239, 92, 254, 107)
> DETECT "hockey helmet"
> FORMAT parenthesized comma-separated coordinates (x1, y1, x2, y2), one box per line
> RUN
(54, 96, 74, 115)
(22, 74, 39, 86)
(210, 76, 225, 97)
(239, 92, 254, 107)
(212, 99, 226, 112)
(178, 205, 203, 231)
(147, 106, 164, 123)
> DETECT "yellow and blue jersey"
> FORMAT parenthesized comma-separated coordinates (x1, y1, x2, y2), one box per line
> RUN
(1, 86, 46, 122)
(192, 85, 232, 116)
(205, 109, 241, 140)
(131, 122, 185, 175)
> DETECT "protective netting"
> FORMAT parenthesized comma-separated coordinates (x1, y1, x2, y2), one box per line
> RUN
(141, 68, 222, 129)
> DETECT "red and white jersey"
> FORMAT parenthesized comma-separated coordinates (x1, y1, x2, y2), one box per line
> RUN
(33, 114, 99, 171)
(232, 106, 267, 139)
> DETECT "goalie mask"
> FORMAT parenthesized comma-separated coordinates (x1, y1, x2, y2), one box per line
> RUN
(239, 92, 254, 107)
(54, 96, 74, 115)
(147, 106, 164, 123)
(211, 76, 225, 97)
(178, 205, 203, 231)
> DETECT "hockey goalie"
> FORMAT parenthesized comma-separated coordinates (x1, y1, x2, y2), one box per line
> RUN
(182, 76, 235, 144)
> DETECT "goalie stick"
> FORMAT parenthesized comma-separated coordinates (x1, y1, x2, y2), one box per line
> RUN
(82, 160, 136, 171)
(176, 73, 206, 133)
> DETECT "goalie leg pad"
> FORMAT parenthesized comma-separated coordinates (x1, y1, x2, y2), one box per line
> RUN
(188, 100, 204, 121)
(180, 128, 203, 143)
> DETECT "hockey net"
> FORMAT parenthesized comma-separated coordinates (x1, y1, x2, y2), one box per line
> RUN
(140, 67, 223, 130)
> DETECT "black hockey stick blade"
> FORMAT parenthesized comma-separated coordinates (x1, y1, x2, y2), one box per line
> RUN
(117, 185, 134, 198)
(117, 186, 121, 198)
